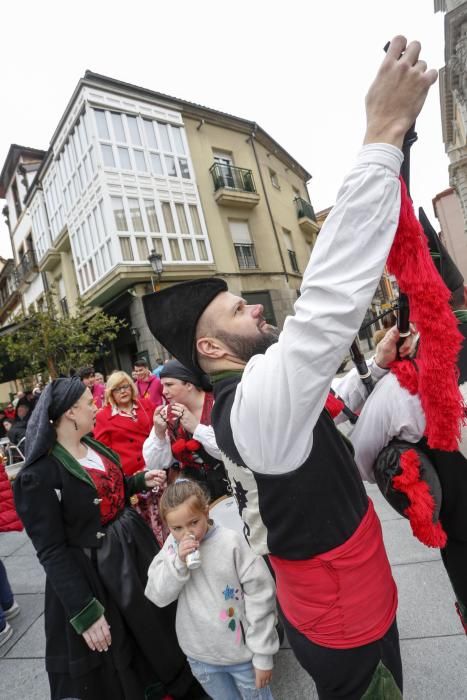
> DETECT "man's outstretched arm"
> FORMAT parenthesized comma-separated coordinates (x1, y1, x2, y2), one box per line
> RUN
(230, 37, 437, 474)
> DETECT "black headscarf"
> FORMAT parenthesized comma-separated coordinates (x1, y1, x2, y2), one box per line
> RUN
(24, 376, 86, 466)
(160, 360, 212, 392)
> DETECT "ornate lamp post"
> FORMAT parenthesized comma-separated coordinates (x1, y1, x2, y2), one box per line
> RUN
(148, 250, 163, 292)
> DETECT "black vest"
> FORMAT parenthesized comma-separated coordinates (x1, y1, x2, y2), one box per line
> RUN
(212, 375, 368, 559)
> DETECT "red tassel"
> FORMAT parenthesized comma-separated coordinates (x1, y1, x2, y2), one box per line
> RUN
(325, 392, 345, 419)
(392, 449, 447, 548)
(387, 179, 464, 451)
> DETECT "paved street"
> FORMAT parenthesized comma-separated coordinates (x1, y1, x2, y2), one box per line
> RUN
(1, 481, 466, 699)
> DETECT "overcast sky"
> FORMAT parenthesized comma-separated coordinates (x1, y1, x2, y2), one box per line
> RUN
(0, 0, 447, 259)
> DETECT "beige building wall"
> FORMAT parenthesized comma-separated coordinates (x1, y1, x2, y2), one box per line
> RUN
(184, 116, 316, 327)
(433, 187, 467, 279)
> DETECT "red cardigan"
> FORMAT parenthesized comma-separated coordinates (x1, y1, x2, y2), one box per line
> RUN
(93, 398, 155, 476)
(0, 460, 23, 532)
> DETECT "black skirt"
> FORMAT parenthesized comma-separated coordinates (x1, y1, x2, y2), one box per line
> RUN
(46, 507, 195, 700)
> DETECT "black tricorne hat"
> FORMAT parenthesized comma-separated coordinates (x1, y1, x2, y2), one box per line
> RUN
(419, 207, 464, 294)
(143, 278, 228, 373)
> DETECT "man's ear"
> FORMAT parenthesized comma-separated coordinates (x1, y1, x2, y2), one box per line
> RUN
(196, 336, 228, 361)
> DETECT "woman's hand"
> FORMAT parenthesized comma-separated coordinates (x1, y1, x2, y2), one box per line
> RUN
(144, 469, 167, 490)
(177, 534, 199, 563)
(254, 668, 273, 689)
(82, 615, 112, 652)
(153, 405, 168, 439)
(170, 403, 198, 434)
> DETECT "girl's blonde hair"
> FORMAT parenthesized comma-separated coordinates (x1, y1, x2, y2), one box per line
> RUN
(160, 479, 209, 523)
(105, 371, 137, 408)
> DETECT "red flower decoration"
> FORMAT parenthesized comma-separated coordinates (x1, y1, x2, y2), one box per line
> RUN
(171, 438, 202, 468)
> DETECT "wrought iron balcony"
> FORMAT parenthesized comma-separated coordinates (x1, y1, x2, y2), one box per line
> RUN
(295, 196, 319, 240)
(0, 269, 20, 318)
(16, 249, 38, 283)
(210, 163, 260, 209)
(294, 196, 316, 222)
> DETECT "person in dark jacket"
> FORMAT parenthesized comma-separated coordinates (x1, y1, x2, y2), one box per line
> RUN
(14, 376, 204, 700)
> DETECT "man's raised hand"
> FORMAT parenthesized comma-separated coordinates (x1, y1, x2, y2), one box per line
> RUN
(364, 35, 438, 149)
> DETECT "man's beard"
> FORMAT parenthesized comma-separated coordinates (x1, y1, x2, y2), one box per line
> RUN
(216, 325, 280, 363)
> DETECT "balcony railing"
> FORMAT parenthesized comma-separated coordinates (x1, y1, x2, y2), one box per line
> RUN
(210, 163, 257, 193)
(294, 196, 316, 222)
(16, 249, 38, 283)
(0, 271, 19, 313)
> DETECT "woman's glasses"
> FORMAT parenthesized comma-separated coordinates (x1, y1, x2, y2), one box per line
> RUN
(112, 384, 131, 394)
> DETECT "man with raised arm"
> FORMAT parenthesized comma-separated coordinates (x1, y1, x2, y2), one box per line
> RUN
(142, 37, 437, 699)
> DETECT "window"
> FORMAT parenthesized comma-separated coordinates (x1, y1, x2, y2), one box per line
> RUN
(282, 228, 299, 273)
(189, 205, 203, 235)
(269, 169, 280, 189)
(150, 153, 163, 175)
(95, 110, 110, 140)
(158, 123, 171, 152)
(111, 197, 128, 231)
(229, 220, 257, 269)
(128, 198, 144, 232)
(101, 144, 115, 167)
(136, 237, 149, 260)
(134, 150, 147, 172)
(183, 239, 195, 260)
(172, 127, 185, 154)
(151, 237, 165, 259)
(119, 236, 134, 260)
(11, 179, 22, 219)
(169, 239, 181, 260)
(162, 202, 175, 232)
(144, 119, 158, 149)
(127, 116, 142, 145)
(165, 155, 177, 177)
(111, 113, 126, 142)
(175, 203, 189, 235)
(178, 158, 190, 179)
(145, 201, 160, 232)
(118, 147, 132, 170)
(196, 239, 208, 260)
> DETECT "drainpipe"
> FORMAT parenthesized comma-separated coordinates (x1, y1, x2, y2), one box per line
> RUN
(249, 124, 288, 282)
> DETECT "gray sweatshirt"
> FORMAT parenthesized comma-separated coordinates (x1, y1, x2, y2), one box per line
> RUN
(145, 524, 279, 670)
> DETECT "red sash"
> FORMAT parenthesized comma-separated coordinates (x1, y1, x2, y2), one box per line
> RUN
(269, 499, 397, 649)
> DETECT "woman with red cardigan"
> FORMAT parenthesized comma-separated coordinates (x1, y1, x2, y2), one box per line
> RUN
(94, 371, 166, 544)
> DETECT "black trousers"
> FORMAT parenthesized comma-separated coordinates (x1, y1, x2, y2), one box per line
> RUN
(282, 614, 403, 700)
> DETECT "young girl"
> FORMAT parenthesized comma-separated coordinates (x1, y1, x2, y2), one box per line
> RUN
(145, 479, 279, 699)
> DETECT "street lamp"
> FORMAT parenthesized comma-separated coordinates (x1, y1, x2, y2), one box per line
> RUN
(148, 250, 163, 292)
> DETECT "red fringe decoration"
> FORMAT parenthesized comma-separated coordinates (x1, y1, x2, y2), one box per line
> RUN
(387, 179, 464, 451)
(392, 449, 447, 548)
(325, 392, 345, 419)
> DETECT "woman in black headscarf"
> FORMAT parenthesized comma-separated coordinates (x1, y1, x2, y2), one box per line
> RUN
(13, 377, 204, 700)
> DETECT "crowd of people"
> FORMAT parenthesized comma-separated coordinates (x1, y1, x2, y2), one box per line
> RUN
(1, 35, 466, 700)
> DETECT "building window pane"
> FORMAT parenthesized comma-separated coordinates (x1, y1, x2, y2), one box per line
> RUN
(178, 158, 190, 179)
(196, 239, 208, 260)
(95, 110, 110, 139)
(119, 236, 134, 260)
(127, 116, 142, 145)
(165, 155, 177, 177)
(150, 153, 163, 175)
(89, 259, 96, 283)
(169, 238, 181, 261)
(175, 203, 189, 234)
(136, 237, 149, 260)
(145, 201, 160, 232)
(172, 127, 185, 154)
(118, 147, 132, 170)
(128, 198, 144, 232)
(158, 123, 171, 152)
(101, 144, 115, 167)
(235, 243, 257, 269)
(189, 205, 203, 235)
(151, 237, 165, 260)
(134, 150, 147, 172)
(112, 113, 126, 142)
(183, 239, 195, 260)
(112, 196, 128, 231)
(162, 202, 175, 232)
(288, 249, 299, 273)
(144, 119, 158, 149)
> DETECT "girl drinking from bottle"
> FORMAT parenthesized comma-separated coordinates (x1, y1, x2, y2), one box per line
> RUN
(145, 478, 279, 699)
